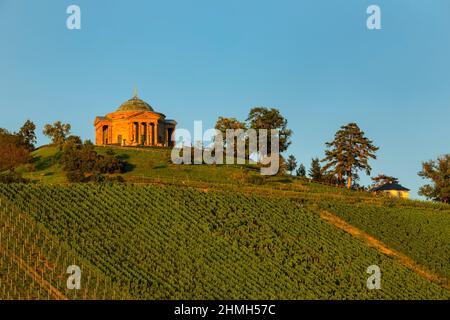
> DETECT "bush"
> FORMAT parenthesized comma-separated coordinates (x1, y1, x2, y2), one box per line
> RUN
(60, 138, 127, 183)
(0, 170, 29, 184)
(246, 174, 266, 185)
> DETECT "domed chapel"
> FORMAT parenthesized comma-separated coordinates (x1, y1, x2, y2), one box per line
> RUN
(94, 89, 177, 147)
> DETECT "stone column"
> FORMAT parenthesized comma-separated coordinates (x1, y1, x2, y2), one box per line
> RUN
(155, 121, 159, 146)
(129, 122, 133, 145)
(147, 122, 152, 146)
(108, 126, 113, 145)
(165, 128, 169, 146)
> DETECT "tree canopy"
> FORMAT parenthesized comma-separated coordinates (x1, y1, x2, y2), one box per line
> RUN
(247, 107, 292, 153)
(321, 123, 378, 189)
(309, 158, 322, 181)
(0, 128, 30, 171)
(371, 174, 399, 187)
(418, 154, 450, 203)
(43, 121, 71, 147)
(296, 163, 306, 177)
(286, 155, 297, 175)
(17, 120, 36, 151)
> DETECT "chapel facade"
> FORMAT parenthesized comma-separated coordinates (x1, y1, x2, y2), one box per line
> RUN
(94, 90, 176, 147)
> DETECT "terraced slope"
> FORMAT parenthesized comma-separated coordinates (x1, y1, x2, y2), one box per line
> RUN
(0, 197, 131, 300)
(0, 184, 448, 299)
(321, 201, 450, 282)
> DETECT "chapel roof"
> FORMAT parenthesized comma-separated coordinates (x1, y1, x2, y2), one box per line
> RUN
(116, 89, 154, 112)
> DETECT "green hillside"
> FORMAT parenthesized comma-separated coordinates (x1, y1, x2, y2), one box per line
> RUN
(2, 146, 449, 299)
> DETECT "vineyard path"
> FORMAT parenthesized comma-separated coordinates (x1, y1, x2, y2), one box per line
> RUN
(320, 210, 450, 291)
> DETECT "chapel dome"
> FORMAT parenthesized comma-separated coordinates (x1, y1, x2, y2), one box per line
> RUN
(116, 89, 154, 112)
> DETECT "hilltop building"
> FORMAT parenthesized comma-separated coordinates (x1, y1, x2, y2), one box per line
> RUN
(369, 183, 410, 199)
(94, 89, 176, 147)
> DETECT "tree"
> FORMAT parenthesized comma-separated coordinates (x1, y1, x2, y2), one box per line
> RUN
(371, 174, 399, 187)
(43, 121, 71, 146)
(286, 155, 297, 175)
(17, 120, 37, 151)
(296, 164, 306, 177)
(60, 136, 126, 183)
(321, 123, 378, 189)
(215, 117, 246, 139)
(0, 130, 30, 171)
(309, 158, 323, 181)
(214, 117, 247, 158)
(418, 154, 450, 203)
(247, 107, 293, 153)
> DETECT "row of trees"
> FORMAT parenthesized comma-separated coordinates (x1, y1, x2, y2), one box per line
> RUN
(285, 122, 448, 203)
(214, 107, 293, 155)
(0, 120, 127, 183)
(0, 119, 71, 174)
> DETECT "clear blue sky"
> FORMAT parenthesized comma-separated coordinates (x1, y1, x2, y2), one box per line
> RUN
(1, 0, 449, 198)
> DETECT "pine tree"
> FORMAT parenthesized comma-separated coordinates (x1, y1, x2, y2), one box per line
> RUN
(308, 158, 322, 181)
(321, 123, 378, 189)
(296, 164, 306, 177)
(286, 155, 297, 175)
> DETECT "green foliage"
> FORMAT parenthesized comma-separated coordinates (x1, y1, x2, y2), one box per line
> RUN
(60, 138, 126, 182)
(0, 130, 30, 171)
(308, 158, 322, 181)
(245, 174, 266, 185)
(323, 201, 450, 280)
(0, 199, 131, 300)
(214, 116, 246, 148)
(247, 107, 292, 153)
(0, 170, 28, 184)
(286, 155, 297, 175)
(0, 184, 448, 299)
(322, 123, 378, 188)
(371, 174, 399, 187)
(296, 163, 306, 178)
(17, 120, 37, 151)
(43, 121, 71, 147)
(418, 154, 450, 203)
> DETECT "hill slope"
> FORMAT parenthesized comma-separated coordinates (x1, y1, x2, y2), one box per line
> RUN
(2, 146, 449, 299)
(0, 183, 449, 299)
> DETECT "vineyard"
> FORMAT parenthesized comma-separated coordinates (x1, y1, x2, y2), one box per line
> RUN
(321, 201, 450, 281)
(0, 196, 132, 299)
(0, 183, 449, 299)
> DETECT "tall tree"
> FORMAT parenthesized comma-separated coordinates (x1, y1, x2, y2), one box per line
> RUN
(308, 158, 322, 181)
(17, 120, 37, 151)
(418, 154, 450, 204)
(214, 117, 246, 150)
(247, 107, 292, 153)
(371, 174, 399, 187)
(43, 121, 71, 147)
(286, 155, 297, 175)
(296, 163, 306, 177)
(321, 123, 378, 189)
(0, 130, 30, 171)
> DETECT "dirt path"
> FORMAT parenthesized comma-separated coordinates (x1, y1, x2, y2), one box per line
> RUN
(320, 210, 450, 290)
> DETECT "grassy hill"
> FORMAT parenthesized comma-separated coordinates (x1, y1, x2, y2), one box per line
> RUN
(1, 145, 449, 299)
